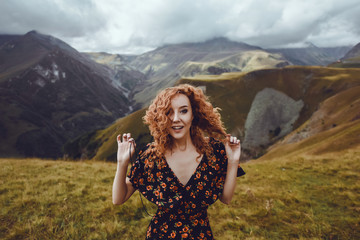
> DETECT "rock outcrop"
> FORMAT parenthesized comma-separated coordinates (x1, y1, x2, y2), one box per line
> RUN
(243, 88, 304, 156)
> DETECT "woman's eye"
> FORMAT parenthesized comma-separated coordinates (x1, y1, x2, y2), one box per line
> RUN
(180, 109, 188, 114)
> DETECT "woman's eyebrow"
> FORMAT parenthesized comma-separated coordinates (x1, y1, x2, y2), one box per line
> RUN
(179, 105, 189, 109)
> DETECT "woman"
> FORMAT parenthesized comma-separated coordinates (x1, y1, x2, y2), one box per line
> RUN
(112, 84, 245, 239)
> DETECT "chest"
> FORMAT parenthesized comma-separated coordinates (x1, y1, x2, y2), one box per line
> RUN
(165, 151, 203, 186)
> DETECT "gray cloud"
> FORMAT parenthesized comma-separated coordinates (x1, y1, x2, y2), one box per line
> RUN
(0, 0, 359, 54)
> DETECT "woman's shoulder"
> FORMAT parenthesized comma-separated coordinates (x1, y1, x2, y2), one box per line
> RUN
(136, 142, 162, 164)
(208, 137, 225, 150)
(137, 142, 155, 158)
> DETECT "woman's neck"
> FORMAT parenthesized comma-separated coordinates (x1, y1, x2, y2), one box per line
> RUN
(171, 135, 194, 153)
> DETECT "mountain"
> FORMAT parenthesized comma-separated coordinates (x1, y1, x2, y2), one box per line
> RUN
(342, 42, 360, 60)
(0, 34, 20, 46)
(86, 39, 352, 110)
(0, 31, 131, 158)
(127, 37, 290, 107)
(64, 66, 360, 160)
(328, 42, 360, 68)
(83, 52, 146, 103)
(267, 43, 351, 66)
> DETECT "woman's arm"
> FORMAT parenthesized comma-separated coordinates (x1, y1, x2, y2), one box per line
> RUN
(112, 133, 136, 205)
(220, 135, 241, 205)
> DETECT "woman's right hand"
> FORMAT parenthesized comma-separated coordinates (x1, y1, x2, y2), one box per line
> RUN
(117, 133, 135, 165)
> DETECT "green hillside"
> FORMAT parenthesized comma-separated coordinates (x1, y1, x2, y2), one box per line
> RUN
(1, 144, 359, 239)
(64, 108, 151, 161)
(69, 66, 360, 161)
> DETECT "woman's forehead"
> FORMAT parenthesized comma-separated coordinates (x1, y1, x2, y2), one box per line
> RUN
(170, 94, 191, 108)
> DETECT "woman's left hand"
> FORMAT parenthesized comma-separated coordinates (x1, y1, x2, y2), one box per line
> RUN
(224, 134, 241, 164)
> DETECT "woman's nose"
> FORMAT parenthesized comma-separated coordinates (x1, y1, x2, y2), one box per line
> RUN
(172, 112, 180, 122)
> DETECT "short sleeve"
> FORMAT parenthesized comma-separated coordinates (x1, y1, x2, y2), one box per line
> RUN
(237, 164, 246, 177)
(127, 156, 142, 190)
(127, 145, 150, 190)
(210, 138, 246, 177)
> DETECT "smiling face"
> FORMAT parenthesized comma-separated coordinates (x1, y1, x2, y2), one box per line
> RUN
(167, 93, 194, 142)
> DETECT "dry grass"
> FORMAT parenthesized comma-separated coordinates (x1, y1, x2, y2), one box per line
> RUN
(1, 145, 359, 239)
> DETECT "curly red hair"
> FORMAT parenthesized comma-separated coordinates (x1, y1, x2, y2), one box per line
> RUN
(143, 84, 227, 159)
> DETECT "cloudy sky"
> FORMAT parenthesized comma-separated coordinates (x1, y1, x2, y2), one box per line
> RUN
(1, 0, 360, 54)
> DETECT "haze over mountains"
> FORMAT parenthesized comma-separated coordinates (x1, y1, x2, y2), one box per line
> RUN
(0, 30, 359, 159)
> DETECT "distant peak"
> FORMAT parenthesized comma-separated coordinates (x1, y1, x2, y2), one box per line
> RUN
(24, 30, 49, 41)
(205, 37, 230, 43)
(28, 30, 39, 34)
(22, 30, 78, 55)
(26, 30, 42, 36)
(305, 42, 318, 48)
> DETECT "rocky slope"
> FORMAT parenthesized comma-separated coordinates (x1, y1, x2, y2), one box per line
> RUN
(0, 31, 131, 158)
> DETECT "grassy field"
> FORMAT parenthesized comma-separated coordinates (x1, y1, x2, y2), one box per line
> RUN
(1, 146, 359, 239)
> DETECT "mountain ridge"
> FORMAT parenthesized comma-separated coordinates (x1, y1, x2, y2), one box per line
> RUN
(0, 31, 131, 158)
(1, 31, 359, 159)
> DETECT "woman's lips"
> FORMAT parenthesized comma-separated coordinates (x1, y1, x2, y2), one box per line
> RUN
(171, 126, 184, 132)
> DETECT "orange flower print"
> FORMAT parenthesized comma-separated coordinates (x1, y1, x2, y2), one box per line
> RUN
(176, 221, 182, 227)
(183, 226, 189, 232)
(182, 233, 188, 238)
(170, 231, 176, 238)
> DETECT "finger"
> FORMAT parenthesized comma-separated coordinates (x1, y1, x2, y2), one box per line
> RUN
(129, 138, 136, 148)
(117, 134, 121, 142)
(226, 134, 231, 142)
(122, 133, 128, 142)
(230, 136, 234, 143)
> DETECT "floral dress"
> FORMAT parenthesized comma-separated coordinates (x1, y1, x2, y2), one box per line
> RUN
(127, 138, 245, 239)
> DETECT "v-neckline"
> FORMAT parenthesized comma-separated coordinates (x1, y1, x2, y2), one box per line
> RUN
(163, 154, 205, 188)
